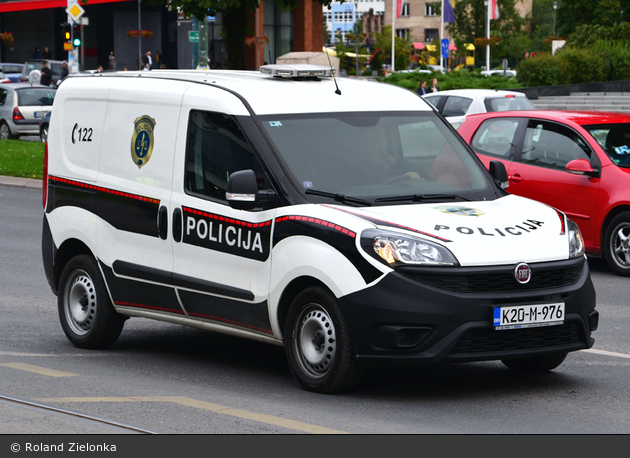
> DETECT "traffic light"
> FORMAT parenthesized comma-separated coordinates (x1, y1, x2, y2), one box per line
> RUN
(61, 22, 72, 50)
(72, 23, 81, 47)
(61, 22, 70, 40)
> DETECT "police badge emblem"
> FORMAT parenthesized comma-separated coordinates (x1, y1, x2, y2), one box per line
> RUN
(131, 115, 156, 169)
(434, 206, 485, 217)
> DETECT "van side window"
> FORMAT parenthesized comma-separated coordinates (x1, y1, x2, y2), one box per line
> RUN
(185, 110, 267, 202)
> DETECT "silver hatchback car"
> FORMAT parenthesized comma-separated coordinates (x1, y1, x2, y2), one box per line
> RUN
(0, 83, 56, 139)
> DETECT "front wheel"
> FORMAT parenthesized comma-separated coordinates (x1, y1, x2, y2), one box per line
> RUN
(284, 287, 363, 393)
(58, 255, 125, 349)
(501, 352, 567, 372)
(604, 211, 630, 276)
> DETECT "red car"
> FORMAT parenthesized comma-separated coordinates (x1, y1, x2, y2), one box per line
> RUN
(458, 110, 630, 276)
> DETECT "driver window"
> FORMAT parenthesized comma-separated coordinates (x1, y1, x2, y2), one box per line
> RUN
(521, 121, 591, 170)
(184, 110, 269, 202)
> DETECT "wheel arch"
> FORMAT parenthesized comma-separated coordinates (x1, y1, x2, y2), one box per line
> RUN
(601, 204, 630, 252)
(276, 276, 333, 338)
(53, 238, 94, 293)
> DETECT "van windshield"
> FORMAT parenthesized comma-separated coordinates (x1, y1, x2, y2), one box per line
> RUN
(260, 111, 497, 203)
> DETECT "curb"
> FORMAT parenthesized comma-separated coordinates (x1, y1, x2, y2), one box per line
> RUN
(0, 175, 43, 189)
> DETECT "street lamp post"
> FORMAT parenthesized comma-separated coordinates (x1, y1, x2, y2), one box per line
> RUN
(553, 2, 558, 37)
(354, 1, 360, 77)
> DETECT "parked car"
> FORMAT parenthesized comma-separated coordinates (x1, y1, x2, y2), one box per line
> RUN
(458, 110, 630, 276)
(481, 69, 518, 78)
(422, 89, 536, 129)
(0, 63, 25, 82)
(0, 71, 11, 84)
(0, 83, 56, 139)
(19, 59, 67, 86)
(39, 110, 51, 142)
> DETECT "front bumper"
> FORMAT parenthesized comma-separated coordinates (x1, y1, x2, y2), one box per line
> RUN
(339, 257, 597, 367)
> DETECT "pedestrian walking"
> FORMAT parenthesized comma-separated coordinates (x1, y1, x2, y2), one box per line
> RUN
(108, 51, 116, 69)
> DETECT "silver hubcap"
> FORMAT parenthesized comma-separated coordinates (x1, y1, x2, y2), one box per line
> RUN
(611, 222, 630, 269)
(64, 270, 97, 336)
(293, 304, 337, 379)
(41, 127, 48, 142)
(0, 124, 8, 139)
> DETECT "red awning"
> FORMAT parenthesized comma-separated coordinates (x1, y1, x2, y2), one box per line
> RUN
(0, 0, 133, 13)
(412, 42, 425, 50)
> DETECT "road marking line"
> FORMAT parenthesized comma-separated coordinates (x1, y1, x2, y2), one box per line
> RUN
(35, 396, 348, 434)
(0, 363, 78, 377)
(0, 351, 106, 357)
(583, 349, 630, 359)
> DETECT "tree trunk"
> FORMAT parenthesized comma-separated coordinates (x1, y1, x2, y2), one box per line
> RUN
(223, 4, 252, 70)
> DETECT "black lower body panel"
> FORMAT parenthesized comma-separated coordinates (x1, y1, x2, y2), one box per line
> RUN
(338, 258, 597, 368)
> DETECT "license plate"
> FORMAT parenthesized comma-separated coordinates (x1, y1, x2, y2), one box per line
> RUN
(493, 303, 564, 330)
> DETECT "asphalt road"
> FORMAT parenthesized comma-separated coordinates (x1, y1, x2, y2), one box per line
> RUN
(0, 182, 629, 436)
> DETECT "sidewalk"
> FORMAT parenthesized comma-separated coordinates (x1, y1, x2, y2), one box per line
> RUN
(0, 175, 42, 189)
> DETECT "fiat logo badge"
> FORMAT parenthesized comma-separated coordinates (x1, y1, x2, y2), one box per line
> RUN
(514, 263, 531, 284)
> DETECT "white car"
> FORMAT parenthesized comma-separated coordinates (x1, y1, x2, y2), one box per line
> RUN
(481, 69, 518, 78)
(422, 88, 535, 129)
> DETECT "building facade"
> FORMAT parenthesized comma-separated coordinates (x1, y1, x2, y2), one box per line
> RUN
(0, 0, 323, 71)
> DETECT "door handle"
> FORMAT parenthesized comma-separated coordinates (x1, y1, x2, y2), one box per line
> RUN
(509, 174, 522, 183)
(173, 208, 182, 243)
(158, 205, 168, 240)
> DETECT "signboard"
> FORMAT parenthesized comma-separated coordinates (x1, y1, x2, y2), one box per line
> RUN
(189, 31, 199, 43)
(441, 39, 449, 59)
(66, 1, 85, 22)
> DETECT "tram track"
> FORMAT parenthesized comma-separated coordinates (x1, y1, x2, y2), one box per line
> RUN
(0, 394, 159, 434)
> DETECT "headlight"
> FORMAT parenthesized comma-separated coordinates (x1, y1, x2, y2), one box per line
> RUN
(567, 219, 585, 258)
(363, 230, 459, 266)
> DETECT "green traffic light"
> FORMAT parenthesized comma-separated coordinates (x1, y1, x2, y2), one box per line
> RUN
(73, 38, 81, 47)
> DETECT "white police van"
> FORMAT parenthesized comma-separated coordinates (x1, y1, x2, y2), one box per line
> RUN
(42, 65, 598, 393)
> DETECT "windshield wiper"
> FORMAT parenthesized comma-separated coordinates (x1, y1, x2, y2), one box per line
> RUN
(305, 189, 372, 206)
(374, 193, 470, 203)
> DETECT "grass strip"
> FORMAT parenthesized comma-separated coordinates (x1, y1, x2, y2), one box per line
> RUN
(0, 139, 45, 179)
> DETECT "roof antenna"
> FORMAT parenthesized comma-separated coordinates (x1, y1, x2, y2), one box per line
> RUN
(325, 47, 341, 95)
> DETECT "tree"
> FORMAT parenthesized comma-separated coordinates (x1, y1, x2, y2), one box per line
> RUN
(373, 25, 413, 71)
(448, 0, 527, 68)
(558, 0, 624, 35)
(147, 0, 335, 69)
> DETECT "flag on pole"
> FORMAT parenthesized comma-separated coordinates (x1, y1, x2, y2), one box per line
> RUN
(490, 0, 500, 20)
(396, 0, 403, 18)
(444, 0, 455, 23)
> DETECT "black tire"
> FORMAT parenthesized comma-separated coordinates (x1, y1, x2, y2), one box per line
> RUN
(58, 255, 125, 349)
(40, 123, 49, 143)
(284, 287, 363, 394)
(501, 352, 567, 372)
(0, 121, 13, 140)
(604, 211, 630, 276)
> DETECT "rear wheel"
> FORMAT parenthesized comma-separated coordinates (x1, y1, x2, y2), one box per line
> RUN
(501, 352, 567, 372)
(0, 121, 13, 140)
(58, 255, 125, 349)
(604, 211, 630, 276)
(284, 287, 363, 393)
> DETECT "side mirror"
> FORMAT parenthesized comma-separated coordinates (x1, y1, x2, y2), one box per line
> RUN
(226, 169, 276, 210)
(488, 160, 509, 189)
(566, 159, 600, 178)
